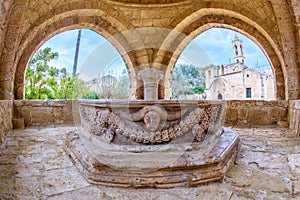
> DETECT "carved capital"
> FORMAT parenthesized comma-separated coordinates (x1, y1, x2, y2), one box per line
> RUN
(137, 68, 164, 100)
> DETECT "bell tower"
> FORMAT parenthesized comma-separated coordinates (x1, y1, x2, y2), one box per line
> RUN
(232, 35, 246, 64)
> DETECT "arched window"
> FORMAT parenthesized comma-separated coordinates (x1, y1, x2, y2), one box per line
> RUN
(234, 45, 238, 56)
(240, 45, 243, 55)
(217, 93, 223, 100)
(208, 70, 211, 78)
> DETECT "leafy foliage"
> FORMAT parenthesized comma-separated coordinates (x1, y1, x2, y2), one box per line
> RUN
(170, 64, 205, 99)
(25, 47, 91, 99)
(25, 47, 130, 100)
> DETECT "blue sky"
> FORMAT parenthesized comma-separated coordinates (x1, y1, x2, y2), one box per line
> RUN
(191, 28, 270, 68)
(40, 28, 271, 80)
(41, 29, 106, 73)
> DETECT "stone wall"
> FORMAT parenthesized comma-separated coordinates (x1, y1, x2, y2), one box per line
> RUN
(11, 100, 291, 129)
(289, 100, 300, 135)
(225, 100, 288, 127)
(0, 100, 12, 145)
(13, 100, 74, 127)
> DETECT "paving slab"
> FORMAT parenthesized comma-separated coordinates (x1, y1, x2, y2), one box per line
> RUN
(0, 125, 299, 199)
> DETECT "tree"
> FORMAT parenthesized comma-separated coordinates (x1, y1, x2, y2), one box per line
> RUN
(96, 74, 118, 99)
(94, 68, 130, 99)
(170, 64, 205, 99)
(25, 47, 92, 100)
(73, 29, 82, 76)
(114, 69, 130, 99)
(55, 68, 77, 99)
(25, 47, 59, 99)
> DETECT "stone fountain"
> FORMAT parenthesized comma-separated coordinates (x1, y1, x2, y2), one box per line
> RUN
(65, 68, 240, 188)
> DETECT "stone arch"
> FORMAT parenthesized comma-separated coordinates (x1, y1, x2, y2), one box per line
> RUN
(13, 9, 136, 99)
(208, 78, 226, 100)
(159, 8, 286, 100)
(218, 93, 223, 100)
(0, 0, 14, 59)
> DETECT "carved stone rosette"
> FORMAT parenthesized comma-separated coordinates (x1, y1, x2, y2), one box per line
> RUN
(79, 100, 225, 145)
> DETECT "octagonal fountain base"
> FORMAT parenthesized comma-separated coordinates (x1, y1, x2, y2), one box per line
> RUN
(64, 127, 240, 188)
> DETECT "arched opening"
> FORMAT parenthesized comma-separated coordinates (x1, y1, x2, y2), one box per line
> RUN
(169, 28, 275, 101)
(160, 8, 286, 100)
(234, 45, 238, 56)
(240, 45, 244, 55)
(218, 93, 223, 100)
(13, 9, 136, 100)
(24, 29, 130, 100)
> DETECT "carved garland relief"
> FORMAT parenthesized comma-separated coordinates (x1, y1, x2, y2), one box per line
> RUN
(79, 104, 223, 144)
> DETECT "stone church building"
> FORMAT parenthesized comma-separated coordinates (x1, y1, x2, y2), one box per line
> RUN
(0, 0, 299, 199)
(205, 35, 276, 100)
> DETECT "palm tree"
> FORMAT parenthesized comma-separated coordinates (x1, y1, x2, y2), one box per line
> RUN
(73, 29, 82, 76)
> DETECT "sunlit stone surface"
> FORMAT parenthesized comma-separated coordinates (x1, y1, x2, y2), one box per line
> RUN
(0, 126, 299, 199)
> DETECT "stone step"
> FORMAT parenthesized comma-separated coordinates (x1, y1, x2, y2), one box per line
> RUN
(12, 118, 25, 129)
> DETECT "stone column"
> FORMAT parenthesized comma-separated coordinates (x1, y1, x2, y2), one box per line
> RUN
(138, 69, 164, 100)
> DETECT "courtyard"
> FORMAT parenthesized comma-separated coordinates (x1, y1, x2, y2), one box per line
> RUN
(0, 125, 299, 199)
(0, 0, 299, 199)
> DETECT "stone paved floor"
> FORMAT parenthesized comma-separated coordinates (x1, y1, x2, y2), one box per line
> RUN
(0, 125, 300, 199)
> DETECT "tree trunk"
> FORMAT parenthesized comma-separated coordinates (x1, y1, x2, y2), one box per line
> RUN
(73, 29, 82, 76)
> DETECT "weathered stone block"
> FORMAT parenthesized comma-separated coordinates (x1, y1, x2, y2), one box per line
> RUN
(289, 100, 300, 135)
(53, 107, 63, 123)
(21, 107, 31, 126)
(12, 118, 24, 129)
(225, 165, 252, 187)
(278, 121, 289, 128)
(0, 100, 12, 145)
(277, 100, 289, 107)
(63, 106, 74, 124)
(13, 107, 22, 118)
(24, 100, 44, 107)
(46, 100, 67, 107)
(250, 169, 292, 193)
(238, 108, 248, 121)
(13, 100, 25, 107)
(272, 107, 287, 121)
(248, 109, 271, 126)
(226, 108, 238, 122)
(31, 107, 53, 124)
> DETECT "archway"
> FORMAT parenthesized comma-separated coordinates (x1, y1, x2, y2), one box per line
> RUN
(13, 9, 136, 100)
(24, 29, 131, 100)
(210, 79, 226, 100)
(169, 27, 276, 101)
(218, 93, 223, 100)
(159, 9, 285, 100)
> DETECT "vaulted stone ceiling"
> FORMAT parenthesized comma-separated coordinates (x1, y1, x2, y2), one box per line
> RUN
(0, 0, 299, 100)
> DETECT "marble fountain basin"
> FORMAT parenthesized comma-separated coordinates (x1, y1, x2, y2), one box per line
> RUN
(65, 100, 240, 188)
